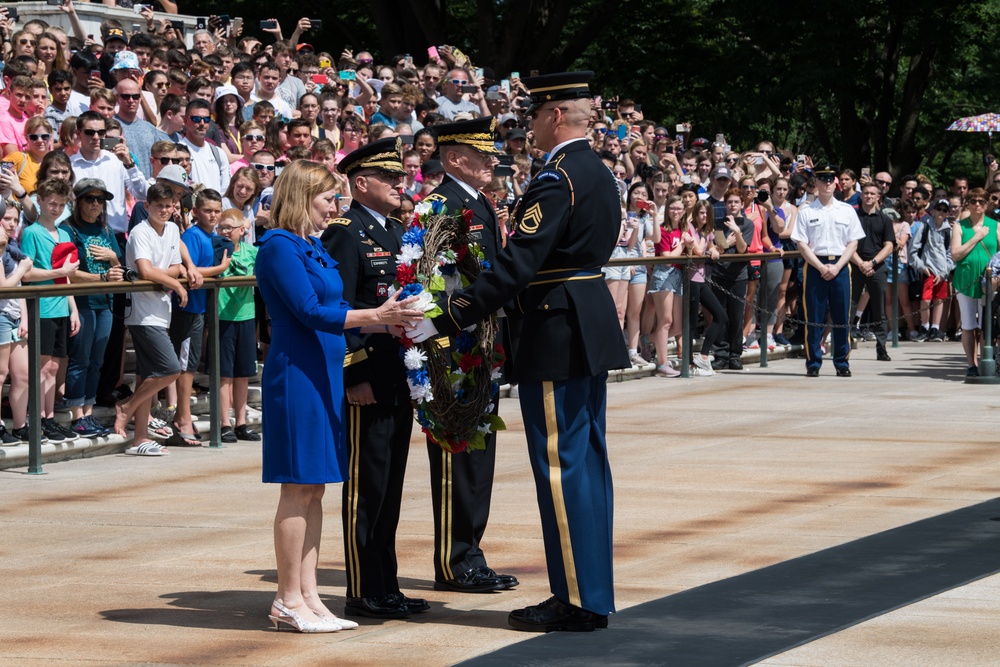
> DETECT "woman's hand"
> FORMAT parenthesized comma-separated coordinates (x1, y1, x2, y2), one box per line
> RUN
(375, 290, 424, 327)
(89, 244, 117, 263)
(106, 266, 124, 282)
(346, 381, 376, 406)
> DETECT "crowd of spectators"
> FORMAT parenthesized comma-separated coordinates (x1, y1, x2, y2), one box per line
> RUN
(0, 1, 995, 451)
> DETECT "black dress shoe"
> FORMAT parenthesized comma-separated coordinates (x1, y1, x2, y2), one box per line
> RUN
(344, 595, 411, 619)
(877, 349, 892, 361)
(836, 367, 852, 377)
(434, 567, 503, 593)
(806, 367, 820, 377)
(508, 596, 608, 633)
(386, 592, 429, 613)
(478, 566, 518, 589)
(729, 358, 743, 371)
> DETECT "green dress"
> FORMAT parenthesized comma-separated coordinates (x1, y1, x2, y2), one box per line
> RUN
(954, 216, 999, 298)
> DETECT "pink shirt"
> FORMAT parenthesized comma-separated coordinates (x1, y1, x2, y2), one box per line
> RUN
(0, 109, 28, 153)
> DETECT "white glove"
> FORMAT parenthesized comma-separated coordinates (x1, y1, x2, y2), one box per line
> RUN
(406, 317, 439, 343)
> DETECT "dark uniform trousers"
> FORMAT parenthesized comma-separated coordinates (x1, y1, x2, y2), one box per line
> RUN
(850, 264, 888, 350)
(423, 177, 504, 582)
(434, 140, 629, 615)
(803, 257, 851, 370)
(322, 203, 412, 599)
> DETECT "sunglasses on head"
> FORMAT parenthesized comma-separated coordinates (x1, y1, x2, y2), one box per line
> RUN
(82, 128, 107, 137)
(189, 115, 211, 124)
(252, 163, 276, 172)
(27, 133, 50, 141)
(118, 93, 141, 101)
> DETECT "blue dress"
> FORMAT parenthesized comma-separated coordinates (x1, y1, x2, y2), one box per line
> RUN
(255, 229, 351, 484)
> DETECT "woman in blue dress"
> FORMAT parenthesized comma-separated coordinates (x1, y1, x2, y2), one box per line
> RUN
(255, 160, 422, 633)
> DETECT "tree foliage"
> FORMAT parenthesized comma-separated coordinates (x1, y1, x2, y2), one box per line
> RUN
(185, 0, 1000, 181)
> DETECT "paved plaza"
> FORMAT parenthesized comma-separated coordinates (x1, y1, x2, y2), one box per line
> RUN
(2, 342, 999, 666)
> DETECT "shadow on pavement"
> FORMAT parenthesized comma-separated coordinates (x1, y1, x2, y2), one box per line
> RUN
(461, 497, 1000, 667)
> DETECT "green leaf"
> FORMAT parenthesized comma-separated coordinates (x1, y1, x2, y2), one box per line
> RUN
(424, 305, 443, 319)
(486, 414, 506, 432)
(429, 274, 446, 292)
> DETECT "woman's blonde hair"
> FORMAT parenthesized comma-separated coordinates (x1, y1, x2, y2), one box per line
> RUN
(270, 160, 338, 237)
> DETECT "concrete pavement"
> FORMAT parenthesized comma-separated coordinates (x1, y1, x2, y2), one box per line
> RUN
(2, 341, 999, 666)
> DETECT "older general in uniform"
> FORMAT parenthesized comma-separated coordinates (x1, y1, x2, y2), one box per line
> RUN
(320, 138, 429, 619)
(422, 117, 518, 594)
(408, 71, 630, 632)
(791, 164, 866, 377)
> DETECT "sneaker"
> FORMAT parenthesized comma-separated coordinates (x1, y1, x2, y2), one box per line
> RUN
(220, 426, 238, 443)
(851, 326, 863, 340)
(0, 423, 19, 445)
(729, 358, 744, 371)
(41, 418, 68, 443)
(966, 365, 979, 377)
(745, 338, 760, 350)
(11, 425, 47, 444)
(85, 416, 111, 436)
(125, 441, 170, 456)
(690, 366, 715, 377)
(234, 424, 261, 441)
(639, 336, 655, 364)
(773, 333, 791, 347)
(766, 334, 776, 351)
(655, 364, 680, 377)
(862, 329, 876, 342)
(711, 359, 729, 371)
(53, 419, 79, 440)
(909, 329, 926, 342)
(693, 354, 714, 372)
(71, 417, 105, 438)
(927, 329, 945, 342)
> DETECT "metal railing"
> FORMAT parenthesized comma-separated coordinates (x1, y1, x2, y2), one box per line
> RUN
(8, 247, 993, 473)
(0, 275, 254, 474)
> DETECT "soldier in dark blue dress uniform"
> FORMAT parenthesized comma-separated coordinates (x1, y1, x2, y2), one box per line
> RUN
(407, 72, 630, 632)
(421, 117, 519, 594)
(320, 138, 430, 619)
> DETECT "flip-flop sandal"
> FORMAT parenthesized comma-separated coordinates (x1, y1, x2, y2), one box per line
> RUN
(174, 422, 203, 441)
(125, 441, 169, 456)
(166, 429, 202, 447)
(147, 423, 174, 440)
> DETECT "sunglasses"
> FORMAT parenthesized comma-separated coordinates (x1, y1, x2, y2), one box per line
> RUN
(118, 93, 141, 101)
(252, 163, 276, 172)
(156, 157, 183, 165)
(242, 134, 265, 141)
(18, 39, 36, 46)
(449, 79, 468, 85)
(969, 198, 987, 204)
(357, 58, 373, 64)
(80, 195, 106, 204)
(189, 115, 211, 124)
(81, 128, 108, 137)
(27, 133, 50, 141)
(875, 179, 892, 187)
(740, 185, 757, 190)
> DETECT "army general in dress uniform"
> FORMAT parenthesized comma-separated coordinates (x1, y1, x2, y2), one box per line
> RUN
(407, 71, 630, 632)
(321, 138, 430, 619)
(422, 116, 519, 595)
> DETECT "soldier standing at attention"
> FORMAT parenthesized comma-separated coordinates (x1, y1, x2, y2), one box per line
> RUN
(792, 163, 866, 377)
(407, 71, 630, 632)
(321, 138, 430, 620)
(422, 116, 519, 594)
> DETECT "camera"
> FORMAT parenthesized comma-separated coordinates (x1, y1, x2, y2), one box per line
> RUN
(984, 153, 995, 168)
(122, 267, 139, 282)
(756, 190, 770, 204)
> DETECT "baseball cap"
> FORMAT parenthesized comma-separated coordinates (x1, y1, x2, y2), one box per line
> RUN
(157, 165, 192, 192)
(110, 50, 140, 72)
(712, 165, 732, 180)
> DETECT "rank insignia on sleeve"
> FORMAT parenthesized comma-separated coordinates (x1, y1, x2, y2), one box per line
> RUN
(519, 202, 543, 234)
(425, 193, 446, 203)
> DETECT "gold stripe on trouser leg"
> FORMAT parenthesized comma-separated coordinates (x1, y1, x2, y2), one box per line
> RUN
(439, 448, 454, 580)
(347, 405, 362, 594)
(802, 267, 810, 361)
(542, 381, 581, 608)
(846, 270, 852, 360)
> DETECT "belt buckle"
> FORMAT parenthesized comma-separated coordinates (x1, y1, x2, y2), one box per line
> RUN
(827, 255, 836, 261)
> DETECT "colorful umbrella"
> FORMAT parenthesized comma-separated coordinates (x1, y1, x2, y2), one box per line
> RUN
(947, 113, 1000, 134)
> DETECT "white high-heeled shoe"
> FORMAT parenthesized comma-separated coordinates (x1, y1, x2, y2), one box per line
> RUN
(268, 600, 341, 633)
(316, 612, 358, 630)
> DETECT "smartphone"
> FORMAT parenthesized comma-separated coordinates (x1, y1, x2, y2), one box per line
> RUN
(90, 70, 102, 80)
(861, 167, 871, 180)
(510, 71, 519, 79)
(797, 154, 807, 164)
(675, 134, 685, 151)
(131, 23, 142, 34)
(398, 134, 414, 145)
(47, 0, 64, 6)
(500, 79, 510, 95)
(602, 101, 618, 110)
(101, 137, 122, 151)
(319, 57, 331, 69)
(634, 103, 642, 112)
(259, 19, 277, 30)
(677, 124, 687, 133)
(1, 161, 14, 174)
(311, 74, 328, 85)
(353, 105, 364, 117)
(473, 67, 483, 80)
(219, 14, 230, 26)
(617, 125, 627, 140)
(715, 133, 726, 145)
(460, 84, 478, 94)
(309, 19, 323, 30)
(754, 157, 764, 165)
(5, 7, 17, 22)
(132, 3, 148, 12)
(169, 19, 183, 31)
(232, 17, 243, 33)
(486, 91, 500, 101)
(339, 70, 357, 81)
(196, 17, 207, 30)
